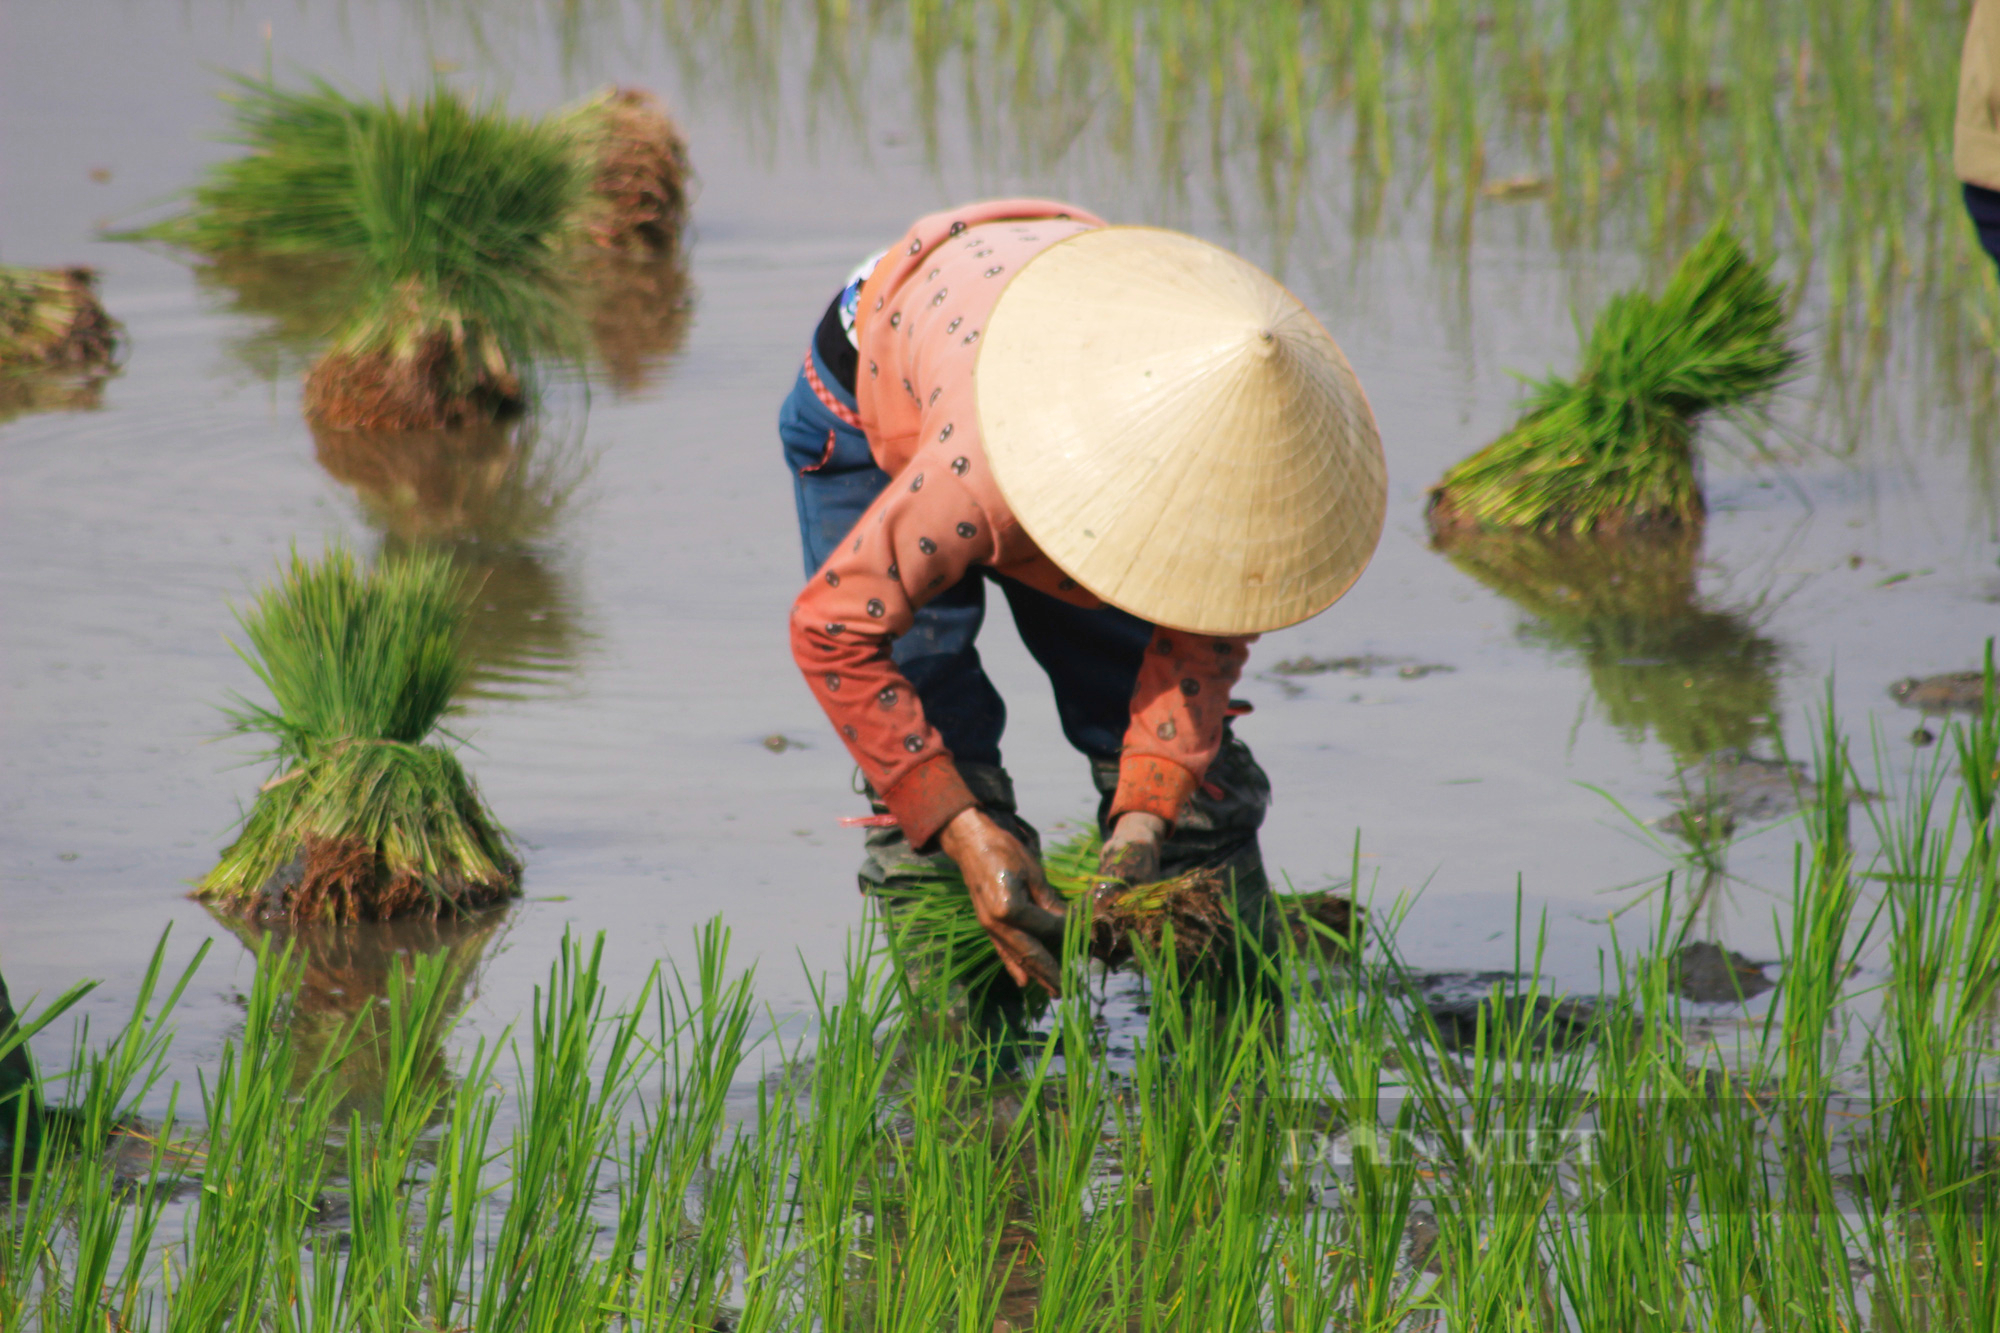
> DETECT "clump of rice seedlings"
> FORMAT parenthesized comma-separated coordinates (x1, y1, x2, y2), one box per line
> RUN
(138, 79, 587, 431)
(879, 829, 1359, 992)
(197, 545, 519, 921)
(556, 87, 693, 256)
(1429, 225, 1797, 534)
(0, 265, 120, 372)
(1437, 525, 1778, 763)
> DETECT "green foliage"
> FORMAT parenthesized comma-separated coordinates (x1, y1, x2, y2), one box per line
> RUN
(14, 693, 2000, 1327)
(199, 546, 516, 918)
(137, 78, 586, 379)
(226, 544, 464, 756)
(1433, 225, 1798, 532)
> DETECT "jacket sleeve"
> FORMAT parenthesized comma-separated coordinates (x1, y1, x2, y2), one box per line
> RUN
(1110, 631, 1256, 826)
(790, 456, 998, 850)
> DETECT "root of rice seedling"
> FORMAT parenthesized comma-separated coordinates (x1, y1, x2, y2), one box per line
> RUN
(557, 87, 693, 256)
(1428, 224, 1797, 534)
(0, 265, 121, 372)
(196, 545, 519, 921)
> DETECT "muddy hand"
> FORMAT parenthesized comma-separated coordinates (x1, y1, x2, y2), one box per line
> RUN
(938, 807, 1067, 997)
(1094, 810, 1167, 904)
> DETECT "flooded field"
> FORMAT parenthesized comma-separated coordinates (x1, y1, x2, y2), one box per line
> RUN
(3, 1, 1999, 1326)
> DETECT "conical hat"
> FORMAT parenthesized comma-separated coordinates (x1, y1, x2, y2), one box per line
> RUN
(975, 227, 1386, 635)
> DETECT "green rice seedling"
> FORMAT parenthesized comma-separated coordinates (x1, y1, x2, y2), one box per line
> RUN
(796, 934, 904, 1331)
(197, 544, 520, 921)
(1435, 525, 1780, 765)
(1428, 224, 1797, 534)
(1395, 896, 1588, 1332)
(2, 933, 206, 1331)
(1018, 932, 1131, 1333)
(137, 78, 585, 430)
(300, 86, 586, 430)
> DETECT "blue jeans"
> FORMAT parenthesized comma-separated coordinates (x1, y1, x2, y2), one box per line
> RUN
(778, 342, 1155, 772)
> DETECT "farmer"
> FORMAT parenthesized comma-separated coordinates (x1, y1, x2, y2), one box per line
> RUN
(779, 200, 1385, 1005)
(1960, 0, 2000, 275)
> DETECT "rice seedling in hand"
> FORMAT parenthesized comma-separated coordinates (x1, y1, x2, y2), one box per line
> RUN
(876, 829, 1358, 1004)
(1429, 225, 1797, 534)
(198, 545, 519, 921)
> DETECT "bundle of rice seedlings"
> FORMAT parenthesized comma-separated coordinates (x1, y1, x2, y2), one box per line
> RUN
(557, 87, 693, 256)
(879, 830, 1360, 999)
(1428, 225, 1796, 534)
(198, 545, 520, 922)
(1436, 525, 1779, 763)
(138, 79, 587, 431)
(0, 265, 121, 372)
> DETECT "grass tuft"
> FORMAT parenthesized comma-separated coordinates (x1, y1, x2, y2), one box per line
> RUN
(197, 545, 518, 921)
(1430, 225, 1798, 533)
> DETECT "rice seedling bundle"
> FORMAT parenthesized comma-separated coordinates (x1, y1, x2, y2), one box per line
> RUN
(0, 265, 120, 372)
(139, 79, 696, 429)
(876, 829, 1358, 999)
(556, 87, 693, 256)
(198, 545, 519, 921)
(1428, 225, 1796, 534)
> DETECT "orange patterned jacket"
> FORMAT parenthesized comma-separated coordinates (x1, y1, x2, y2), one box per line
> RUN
(789, 199, 1255, 849)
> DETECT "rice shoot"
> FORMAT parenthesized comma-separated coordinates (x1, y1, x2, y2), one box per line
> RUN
(198, 545, 519, 921)
(1429, 225, 1797, 534)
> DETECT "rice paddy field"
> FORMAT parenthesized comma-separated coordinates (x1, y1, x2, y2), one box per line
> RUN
(3, 1, 1999, 1328)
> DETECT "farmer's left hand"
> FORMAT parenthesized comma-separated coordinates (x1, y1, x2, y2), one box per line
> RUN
(1097, 810, 1167, 890)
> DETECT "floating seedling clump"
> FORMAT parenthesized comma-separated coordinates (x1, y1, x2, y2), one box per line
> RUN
(1429, 226, 1796, 534)
(137, 76, 698, 429)
(558, 87, 692, 256)
(0, 265, 121, 420)
(198, 546, 519, 921)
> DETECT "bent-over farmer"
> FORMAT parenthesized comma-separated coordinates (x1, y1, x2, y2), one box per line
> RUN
(778, 199, 1385, 1007)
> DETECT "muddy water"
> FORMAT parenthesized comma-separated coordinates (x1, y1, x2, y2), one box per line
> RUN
(3, 0, 1996, 1102)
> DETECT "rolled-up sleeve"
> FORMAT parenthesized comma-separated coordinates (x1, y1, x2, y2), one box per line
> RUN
(1110, 631, 1256, 826)
(789, 450, 1000, 849)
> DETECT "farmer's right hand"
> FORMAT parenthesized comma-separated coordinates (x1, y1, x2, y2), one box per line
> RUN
(938, 806, 1067, 998)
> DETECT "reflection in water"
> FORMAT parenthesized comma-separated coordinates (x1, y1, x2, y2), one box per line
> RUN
(188, 241, 693, 397)
(210, 909, 510, 1120)
(579, 252, 694, 396)
(312, 421, 592, 700)
(1435, 527, 1780, 768)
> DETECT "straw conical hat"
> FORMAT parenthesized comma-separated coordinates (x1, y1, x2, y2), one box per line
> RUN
(976, 227, 1386, 635)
